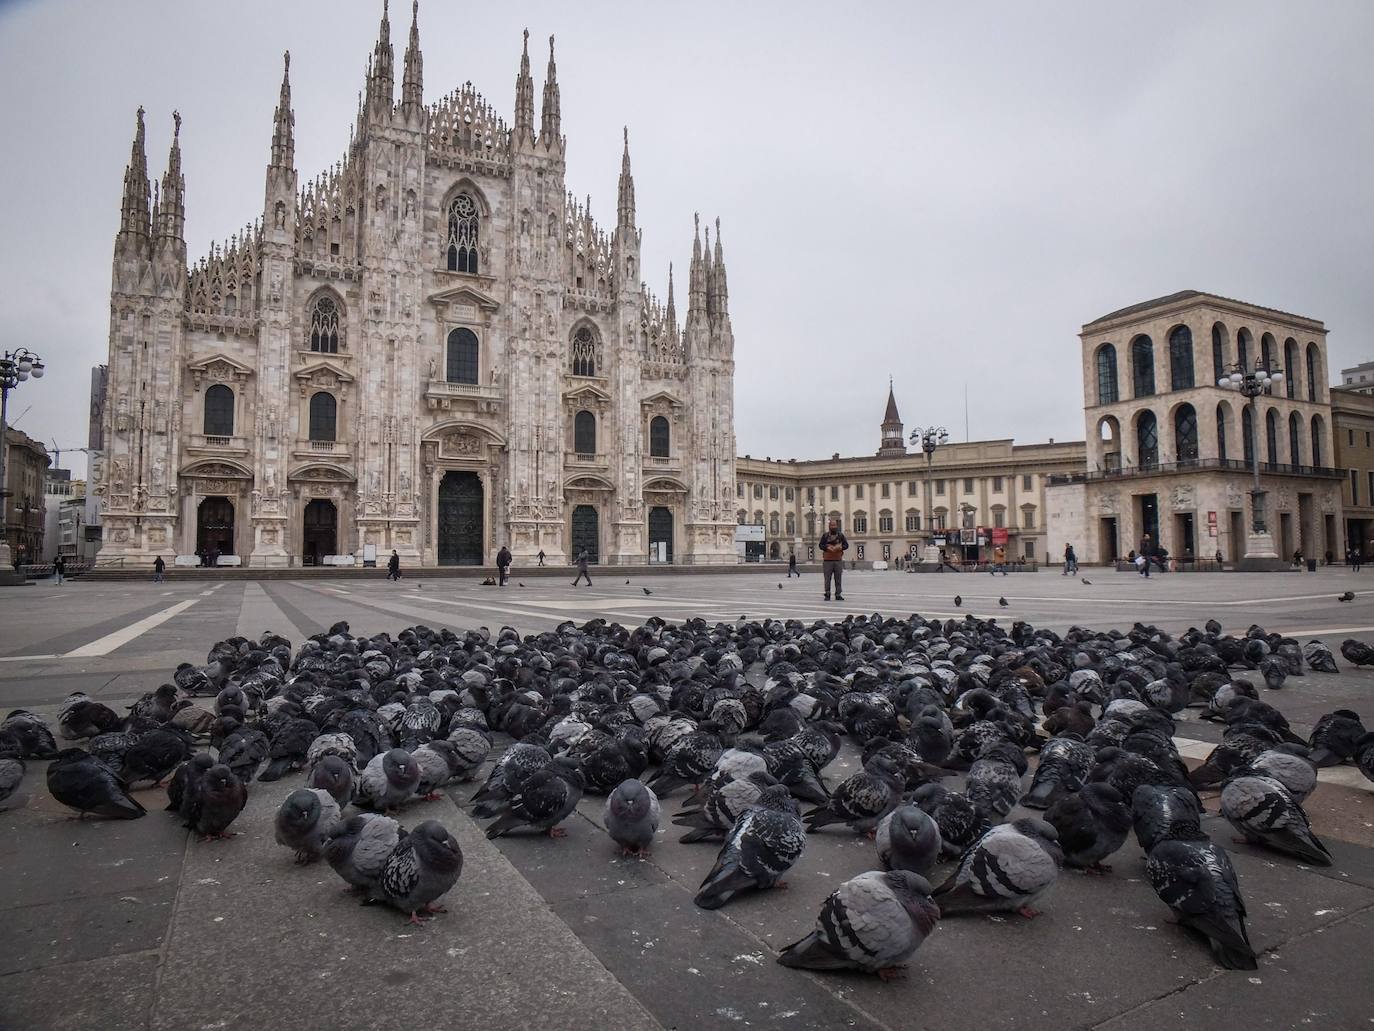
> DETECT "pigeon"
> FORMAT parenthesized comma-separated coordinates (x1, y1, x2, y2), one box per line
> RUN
(933, 819, 1063, 918)
(484, 756, 585, 838)
(875, 805, 942, 876)
(355, 749, 421, 813)
(1131, 783, 1205, 853)
(1146, 837, 1256, 969)
(1081, 578, 1092, 585)
(1023, 737, 1094, 809)
(308, 755, 355, 809)
(642, 587, 652, 595)
(218, 726, 270, 784)
(673, 769, 777, 844)
(413, 741, 461, 800)
(909, 783, 990, 857)
(1236, 749, 1316, 803)
(954, 596, 962, 607)
(193, 763, 248, 840)
(274, 787, 342, 863)
(1356, 733, 1374, 785)
(1044, 783, 1133, 873)
(777, 870, 940, 980)
(166, 753, 215, 822)
(2, 711, 58, 758)
(803, 754, 903, 835)
(469, 742, 551, 816)
(694, 785, 807, 909)
(604, 778, 660, 857)
(326, 813, 403, 894)
(258, 717, 320, 781)
(1341, 639, 1374, 666)
(1301, 640, 1339, 673)
(305, 732, 359, 774)
(57, 692, 122, 741)
(369, 820, 464, 924)
(45, 748, 145, 820)
(1308, 710, 1367, 767)
(120, 728, 194, 787)
(1338, 591, 1355, 602)
(998, 597, 1009, 608)
(443, 726, 493, 782)
(645, 728, 723, 797)
(965, 741, 1028, 818)
(778, 583, 784, 589)
(1220, 775, 1332, 866)
(0, 755, 23, 807)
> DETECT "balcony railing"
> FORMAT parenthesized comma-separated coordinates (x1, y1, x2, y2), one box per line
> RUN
(425, 380, 503, 400)
(568, 451, 608, 466)
(187, 433, 248, 451)
(309, 440, 336, 452)
(1049, 457, 1346, 485)
(204, 435, 231, 447)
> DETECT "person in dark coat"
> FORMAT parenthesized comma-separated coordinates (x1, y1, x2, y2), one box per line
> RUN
(817, 519, 848, 601)
(52, 554, 66, 585)
(787, 552, 799, 578)
(153, 555, 165, 583)
(537, 549, 546, 567)
(572, 549, 592, 587)
(496, 545, 512, 586)
(387, 550, 401, 581)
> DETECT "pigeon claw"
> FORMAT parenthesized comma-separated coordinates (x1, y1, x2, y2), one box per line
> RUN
(548, 826, 568, 838)
(1015, 905, 1043, 919)
(877, 966, 907, 982)
(423, 903, 448, 915)
(1082, 862, 1112, 876)
(422, 792, 444, 802)
(405, 911, 429, 926)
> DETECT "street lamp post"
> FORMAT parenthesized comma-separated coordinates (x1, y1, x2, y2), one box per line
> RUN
(0, 348, 47, 572)
(1218, 357, 1281, 558)
(910, 425, 948, 564)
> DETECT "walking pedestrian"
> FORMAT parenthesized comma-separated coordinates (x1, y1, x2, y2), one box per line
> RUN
(387, 549, 401, 581)
(991, 545, 1007, 576)
(1350, 547, 1363, 573)
(818, 519, 848, 601)
(572, 549, 593, 586)
(52, 554, 66, 585)
(537, 549, 546, 567)
(153, 555, 165, 583)
(496, 545, 512, 586)
(1136, 552, 1150, 578)
(787, 552, 799, 578)
(1063, 543, 1077, 576)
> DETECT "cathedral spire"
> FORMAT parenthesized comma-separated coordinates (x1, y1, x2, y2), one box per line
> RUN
(616, 126, 636, 228)
(687, 213, 706, 318)
(271, 51, 294, 169)
(400, 1, 423, 116)
(540, 34, 561, 145)
(665, 263, 679, 345)
(879, 378, 906, 456)
(514, 29, 535, 140)
(156, 111, 185, 245)
(365, 0, 394, 117)
(118, 106, 151, 247)
(712, 216, 729, 314)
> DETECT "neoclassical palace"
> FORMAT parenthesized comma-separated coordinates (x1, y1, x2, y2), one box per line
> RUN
(93, 2, 737, 567)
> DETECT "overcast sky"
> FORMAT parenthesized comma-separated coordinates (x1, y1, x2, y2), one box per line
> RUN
(2, 0, 1372, 480)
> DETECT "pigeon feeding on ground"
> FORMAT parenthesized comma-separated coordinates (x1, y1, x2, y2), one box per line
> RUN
(45, 748, 145, 820)
(604, 778, 660, 857)
(1220, 775, 1332, 866)
(1146, 836, 1257, 970)
(674, 769, 778, 844)
(694, 784, 806, 909)
(1308, 710, 1367, 767)
(0, 754, 23, 807)
(483, 756, 585, 839)
(803, 753, 903, 836)
(274, 787, 342, 863)
(777, 870, 940, 980)
(933, 819, 1063, 918)
(369, 820, 464, 924)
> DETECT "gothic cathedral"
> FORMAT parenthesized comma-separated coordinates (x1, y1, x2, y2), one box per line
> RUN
(94, 2, 738, 568)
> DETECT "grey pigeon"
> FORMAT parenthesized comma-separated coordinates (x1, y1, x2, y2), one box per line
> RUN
(645, 728, 724, 797)
(1131, 783, 1205, 853)
(326, 812, 403, 893)
(1308, 709, 1366, 767)
(219, 726, 270, 784)
(484, 756, 585, 838)
(1220, 775, 1332, 866)
(673, 769, 777, 844)
(45, 748, 145, 820)
(965, 741, 1028, 818)
(777, 870, 940, 980)
(1146, 837, 1256, 969)
(193, 763, 247, 840)
(875, 805, 941, 876)
(308, 754, 355, 808)
(933, 818, 1063, 917)
(802, 754, 903, 835)
(443, 725, 492, 781)
(470, 741, 552, 816)
(413, 741, 460, 799)
(1023, 736, 1094, 809)
(1236, 749, 1316, 803)
(1044, 783, 1133, 872)
(604, 778, 660, 857)
(306, 732, 359, 773)
(122, 728, 194, 787)
(354, 748, 421, 813)
(0, 756, 24, 807)
(166, 753, 215, 822)
(57, 692, 122, 740)
(2, 710, 58, 758)
(370, 819, 464, 924)
(258, 717, 319, 781)
(274, 787, 342, 863)
(1301, 640, 1339, 673)
(909, 783, 990, 857)
(695, 785, 807, 909)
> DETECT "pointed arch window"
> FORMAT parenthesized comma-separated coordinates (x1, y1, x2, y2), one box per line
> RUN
(1136, 410, 1158, 468)
(1174, 404, 1198, 464)
(309, 392, 337, 442)
(649, 415, 670, 458)
(1168, 326, 1194, 390)
(1095, 344, 1118, 404)
(446, 328, 479, 384)
(574, 410, 596, 455)
(445, 193, 479, 273)
(204, 384, 234, 437)
(1131, 336, 1155, 398)
(572, 326, 598, 377)
(308, 295, 340, 353)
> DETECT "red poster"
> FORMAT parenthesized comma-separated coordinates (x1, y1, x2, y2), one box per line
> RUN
(991, 528, 1009, 545)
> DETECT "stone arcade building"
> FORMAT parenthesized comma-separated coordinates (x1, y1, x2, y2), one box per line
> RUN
(93, 3, 737, 568)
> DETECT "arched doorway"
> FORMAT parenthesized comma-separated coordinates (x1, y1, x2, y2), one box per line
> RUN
(571, 505, 599, 564)
(196, 497, 234, 560)
(648, 506, 673, 563)
(438, 471, 483, 565)
(302, 499, 338, 566)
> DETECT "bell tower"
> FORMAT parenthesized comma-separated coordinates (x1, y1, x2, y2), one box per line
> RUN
(879, 379, 906, 456)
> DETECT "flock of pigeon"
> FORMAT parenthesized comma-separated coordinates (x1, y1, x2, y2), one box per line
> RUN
(3, 612, 1374, 978)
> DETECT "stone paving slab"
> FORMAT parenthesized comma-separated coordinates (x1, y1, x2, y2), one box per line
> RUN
(0, 950, 161, 1031)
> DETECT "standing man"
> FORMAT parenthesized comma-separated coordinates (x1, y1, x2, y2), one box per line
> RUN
(787, 551, 799, 578)
(572, 548, 593, 587)
(537, 548, 546, 567)
(387, 549, 401, 581)
(153, 555, 165, 583)
(818, 518, 848, 602)
(52, 554, 66, 585)
(496, 544, 512, 586)
(1063, 543, 1077, 576)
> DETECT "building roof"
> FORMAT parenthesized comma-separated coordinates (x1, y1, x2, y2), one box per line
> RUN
(1083, 290, 1322, 330)
(882, 383, 901, 426)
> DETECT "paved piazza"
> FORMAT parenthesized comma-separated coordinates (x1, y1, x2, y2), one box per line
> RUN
(3, 568, 1374, 1030)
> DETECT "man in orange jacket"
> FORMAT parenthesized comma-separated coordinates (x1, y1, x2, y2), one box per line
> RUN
(818, 518, 848, 602)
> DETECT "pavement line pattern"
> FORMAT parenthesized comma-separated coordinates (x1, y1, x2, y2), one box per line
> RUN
(63, 599, 200, 658)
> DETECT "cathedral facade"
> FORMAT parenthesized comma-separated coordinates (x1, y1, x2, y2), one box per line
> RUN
(93, 3, 738, 568)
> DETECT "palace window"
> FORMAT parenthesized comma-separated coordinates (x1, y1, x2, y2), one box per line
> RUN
(1289, 412, 1302, 465)
(754, 484, 763, 499)
(785, 487, 794, 502)
(1022, 474, 1032, 491)
(905, 512, 920, 532)
(1096, 344, 1118, 404)
(853, 514, 868, 534)
(935, 479, 945, 495)
(1169, 326, 1195, 390)
(1312, 415, 1324, 465)
(993, 509, 1005, 529)
(571, 326, 598, 377)
(445, 193, 479, 273)
(737, 482, 744, 498)
(446, 328, 479, 384)
(830, 485, 838, 501)
(308, 295, 340, 353)
(1137, 410, 1158, 468)
(880, 483, 890, 498)
(203, 384, 234, 437)
(878, 512, 893, 533)
(907, 481, 918, 496)
(1174, 404, 1199, 464)
(574, 410, 596, 455)
(1131, 335, 1156, 397)
(856, 484, 865, 499)
(1212, 323, 1228, 382)
(770, 485, 779, 500)
(1265, 409, 1279, 466)
(770, 513, 780, 535)
(963, 478, 974, 493)
(1284, 338, 1298, 399)
(785, 512, 796, 535)
(1306, 344, 1319, 402)
(992, 476, 1003, 492)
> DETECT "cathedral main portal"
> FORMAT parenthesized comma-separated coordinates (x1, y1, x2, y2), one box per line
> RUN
(438, 472, 484, 565)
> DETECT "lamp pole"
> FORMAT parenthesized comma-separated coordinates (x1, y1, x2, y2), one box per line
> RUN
(1218, 357, 1282, 535)
(0, 348, 47, 570)
(910, 425, 948, 563)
